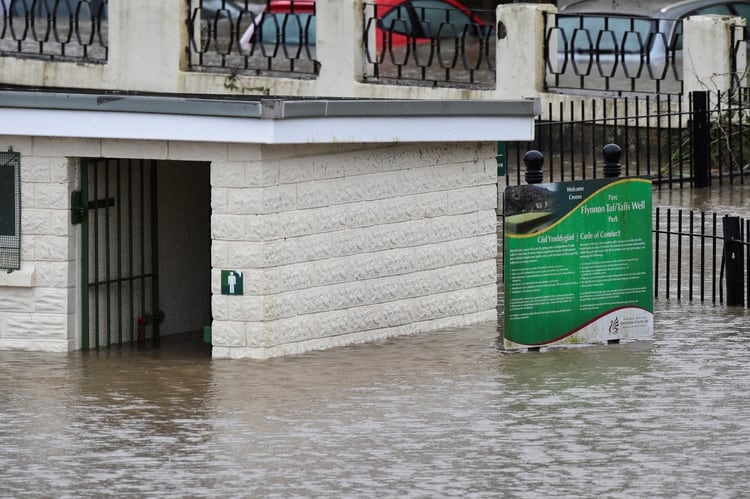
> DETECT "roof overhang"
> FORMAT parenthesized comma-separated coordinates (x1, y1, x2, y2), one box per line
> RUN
(0, 91, 538, 144)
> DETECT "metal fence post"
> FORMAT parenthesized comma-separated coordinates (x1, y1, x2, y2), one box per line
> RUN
(723, 216, 744, 307)
(692, 91, 711, 188)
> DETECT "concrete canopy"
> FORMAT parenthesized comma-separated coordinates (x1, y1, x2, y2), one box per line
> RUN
(0, 91, 538, 144)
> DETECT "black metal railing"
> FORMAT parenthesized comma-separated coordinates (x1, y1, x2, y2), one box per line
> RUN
(545, 12, 683, 96)
(0, 0, 107, 62)
(187, 0, 319, 78)
(362, 2, 495, 88)
(506, 90, 750, 189)
(688, 89, 750, 188)
(506, 94, 690, 187)
(654, 208, 750, 308)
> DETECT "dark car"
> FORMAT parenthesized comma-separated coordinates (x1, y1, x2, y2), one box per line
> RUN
(549, 0, 750, 93)
(3, 0, 107, 18)
(557, 0, 750, 56)
(194, 0, 263, 19)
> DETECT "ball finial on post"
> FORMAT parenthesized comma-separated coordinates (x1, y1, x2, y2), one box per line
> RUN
(602, 143, 622, 178)
(523, 150, 544, 184)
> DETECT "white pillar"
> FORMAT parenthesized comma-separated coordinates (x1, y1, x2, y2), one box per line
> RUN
(682, 14, 746, 96)
(106, 0, 186, 91)
(494, 3, 556, 100)
(313, 0, 364, 97)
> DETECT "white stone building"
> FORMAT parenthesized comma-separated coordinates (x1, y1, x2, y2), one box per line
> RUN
(1, 0, 740, 358)
(0, 0, 539, 358)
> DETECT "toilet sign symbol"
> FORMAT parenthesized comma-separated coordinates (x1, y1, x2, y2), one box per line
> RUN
(221, 270, 244, 296)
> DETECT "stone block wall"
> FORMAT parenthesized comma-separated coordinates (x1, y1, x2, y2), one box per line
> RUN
(210, 142, 500, 359)
(0, 136, 78, 352)
(0, 136, 500, 357)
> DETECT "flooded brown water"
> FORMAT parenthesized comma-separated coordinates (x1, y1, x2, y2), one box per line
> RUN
(3, 299, 750, 497)
(3, 185, 750, 497)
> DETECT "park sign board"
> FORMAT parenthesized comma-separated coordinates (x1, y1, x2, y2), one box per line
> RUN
(503, 176, 653, 350)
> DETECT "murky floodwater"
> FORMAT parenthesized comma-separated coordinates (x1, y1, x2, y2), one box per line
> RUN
(3, 300, 750, 498)
(4, 184, 750, 498)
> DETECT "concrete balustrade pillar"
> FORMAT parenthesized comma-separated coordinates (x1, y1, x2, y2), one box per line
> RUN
(107, 0, 186, 92)
(494, 3, 556, 100)
(682, 14, 747, 98)
(314, 0, 364, 97)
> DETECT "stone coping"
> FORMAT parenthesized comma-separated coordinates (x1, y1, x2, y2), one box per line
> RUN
(0, 91, 539, 120)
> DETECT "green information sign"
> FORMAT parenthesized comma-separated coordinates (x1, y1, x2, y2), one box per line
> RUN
(503, 176, 653, 349)
(221, 270, 244, 296)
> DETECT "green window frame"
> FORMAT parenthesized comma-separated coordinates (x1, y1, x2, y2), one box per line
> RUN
(0, 151, 21, 271)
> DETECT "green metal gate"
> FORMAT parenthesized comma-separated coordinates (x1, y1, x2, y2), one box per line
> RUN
(72, 158, 162, 350)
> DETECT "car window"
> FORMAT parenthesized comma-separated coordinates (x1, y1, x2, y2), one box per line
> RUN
(557, 15, 656, 54)
(671, 22, 683, 50)
(6, 0, 105, 17)
(557, 16, 599, 52)
(694, 5, 732, 15)
(410, 0, 474, 37)
(607, 17, 655, 53)
(260, 12, 315, 45)
(731, 4, 750, 18)
(379, 3, 414, 37)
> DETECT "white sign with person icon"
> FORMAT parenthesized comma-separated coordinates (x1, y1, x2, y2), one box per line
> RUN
(221, 270, 244, 296)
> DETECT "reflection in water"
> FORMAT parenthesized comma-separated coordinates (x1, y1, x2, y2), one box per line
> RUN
(3, 303, 750, 497)
(654, 182, 750, 216)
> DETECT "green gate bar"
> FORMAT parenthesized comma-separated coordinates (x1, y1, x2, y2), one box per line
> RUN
(80, 161, 89, 351)
(105, 160, 111, 347)
(150, 160, 161, 345)
(76, 159, 160, 350)
(93, 161, 99, 349)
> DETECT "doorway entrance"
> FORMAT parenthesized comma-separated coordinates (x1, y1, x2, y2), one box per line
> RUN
(74, 159, 211, 350)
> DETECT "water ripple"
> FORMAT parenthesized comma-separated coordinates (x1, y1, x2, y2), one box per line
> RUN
(2, 302, 750, 497)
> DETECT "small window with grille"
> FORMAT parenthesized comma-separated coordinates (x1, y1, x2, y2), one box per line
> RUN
(0, 151, 21, 271)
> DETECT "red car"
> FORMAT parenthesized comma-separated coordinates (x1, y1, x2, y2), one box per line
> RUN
(239, 0, 489, 49)
(372, 0, 490, 48)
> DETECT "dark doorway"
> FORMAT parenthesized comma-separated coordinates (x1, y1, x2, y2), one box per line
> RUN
(76, 159, 210, 350)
